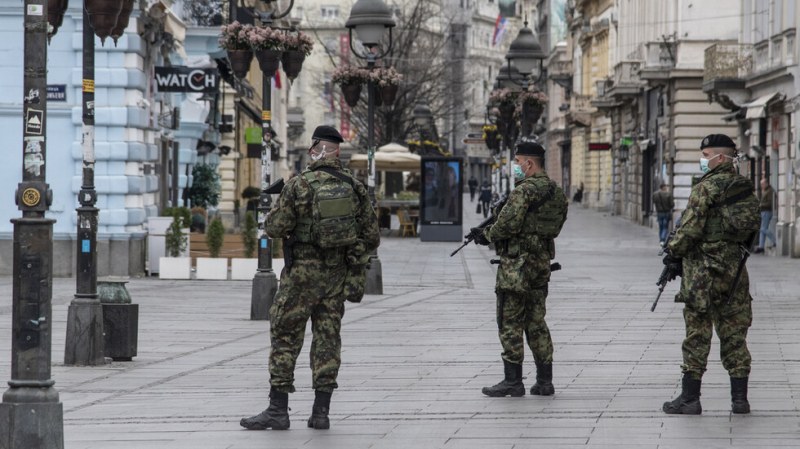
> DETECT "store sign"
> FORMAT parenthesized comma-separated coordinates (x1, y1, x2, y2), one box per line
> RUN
(588, 142, 611, 151)
(154, 67, 219, 93)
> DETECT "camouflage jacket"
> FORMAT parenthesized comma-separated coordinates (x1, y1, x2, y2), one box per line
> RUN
(266, 158, 380, 266)
(485, 172, 567, 292)
(667, 162, 754, 311)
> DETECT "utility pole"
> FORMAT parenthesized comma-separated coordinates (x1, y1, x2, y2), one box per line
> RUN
(64, 6, 105, 366)
(0, 1, 65, 447)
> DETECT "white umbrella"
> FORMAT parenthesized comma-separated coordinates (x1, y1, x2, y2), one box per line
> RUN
(348, 152, 421, 172)
(377, 142, 409, 153)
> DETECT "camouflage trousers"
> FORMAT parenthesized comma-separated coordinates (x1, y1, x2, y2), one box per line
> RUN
(497, 287, 553, 365)
(681, 299, 752, 379)
(269, 260, 347, 393)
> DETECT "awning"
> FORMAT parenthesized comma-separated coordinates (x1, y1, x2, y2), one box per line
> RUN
(348, 152, 421, 172)
(377, 143, 409, 153)
(744, 92, 785, 119)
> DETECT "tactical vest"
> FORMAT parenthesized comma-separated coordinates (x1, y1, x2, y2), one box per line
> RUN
(703, 175, 760, 243)
(294, 167, 359, 248)
(530, 180, 568, 239)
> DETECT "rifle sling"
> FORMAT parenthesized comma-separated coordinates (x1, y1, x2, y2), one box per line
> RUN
(313, 166, 356, 189)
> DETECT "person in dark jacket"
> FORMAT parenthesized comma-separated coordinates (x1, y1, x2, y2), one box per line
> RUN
(478, 181, 492, 218)
(468, 176, 478, 202)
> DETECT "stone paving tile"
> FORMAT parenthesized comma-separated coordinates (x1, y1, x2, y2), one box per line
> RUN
(3, 203, 800, 447)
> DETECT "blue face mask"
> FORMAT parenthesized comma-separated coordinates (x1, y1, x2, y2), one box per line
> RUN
(513, 163, 526, 180)
(699, 157, 710, 174)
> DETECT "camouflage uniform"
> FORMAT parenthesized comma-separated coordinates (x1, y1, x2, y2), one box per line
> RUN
(667, 161, 756, 380)
(485, 172, 568, 366)
(266, 158, 379, 394)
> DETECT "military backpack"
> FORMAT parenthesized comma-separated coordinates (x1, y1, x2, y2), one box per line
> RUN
(529, 181, 569, 239)
(297, 167, 359, 248)
(706, 176, 760, 243)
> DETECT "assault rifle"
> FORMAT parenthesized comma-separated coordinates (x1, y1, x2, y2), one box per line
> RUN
(450, 193, 509, 257)
(726, 232, 757, 305)
(651, 229, 679, 312)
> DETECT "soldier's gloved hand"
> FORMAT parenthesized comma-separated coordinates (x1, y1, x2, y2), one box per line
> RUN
(662, 254, 683, 280)
(471, 228, 490, 246)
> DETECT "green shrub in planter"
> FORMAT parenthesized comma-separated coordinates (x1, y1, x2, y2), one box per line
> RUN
(206, 217, 225, 258)
(162, 207, 191, 228)
(242, 211, 258, 258)
(165, 211, 187, 257)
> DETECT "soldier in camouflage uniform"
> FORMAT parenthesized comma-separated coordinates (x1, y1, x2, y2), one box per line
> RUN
(662, 134, 760, 415)
(241, 126, 379, 430)
(473, 140, 568, 397)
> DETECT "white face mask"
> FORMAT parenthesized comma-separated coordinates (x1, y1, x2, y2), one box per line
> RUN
(310, 144, 328, 161)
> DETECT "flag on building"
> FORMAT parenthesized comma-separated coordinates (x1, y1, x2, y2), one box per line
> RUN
(492, 15, 509, 47)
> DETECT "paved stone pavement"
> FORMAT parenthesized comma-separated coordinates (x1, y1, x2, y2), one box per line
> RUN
(2, 199, 800, 448)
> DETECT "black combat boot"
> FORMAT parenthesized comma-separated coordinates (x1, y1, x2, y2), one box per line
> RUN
(530, 361, 555, 396)
(731, 377, 750, 414)
(662, 374, 702, 415)
(307, 390, 332, 429)
(240, 389, 290, 430)
(482, 360, 525, 397)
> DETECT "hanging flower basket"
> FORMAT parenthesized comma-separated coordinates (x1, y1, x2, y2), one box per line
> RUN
(110, 0, 136, 45)
(281, 51, 306, 80)
(341, 83, 362, 108)
(255, 49, 282, 75)
(380, 84, 399, 104)
(47, 0, 69, 39)
(228, 50, 254, 79)
(498, 102, 515, 123)
(521, 102, 545, 125)
(482, 125, 501, 152)
(282, 32, 314, 80)
(85, 0, 124, 42)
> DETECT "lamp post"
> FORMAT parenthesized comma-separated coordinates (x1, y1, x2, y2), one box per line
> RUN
(346, 0, 395, 295)
(250, 0, 295, 320)
(498, 22, 546, 191)
(1, 1, 64, 447)
(65, 0, 133, 366)
(413, 102, 433, 147)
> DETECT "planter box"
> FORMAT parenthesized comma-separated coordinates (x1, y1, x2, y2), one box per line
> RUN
(196, 258, 228, 280)
(231, 258, 258, 280)
(148, 216, 190, 274)
(158, 257, 191, 279)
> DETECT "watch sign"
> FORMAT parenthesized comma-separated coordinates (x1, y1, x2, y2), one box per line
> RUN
(154, 66, 220, 93)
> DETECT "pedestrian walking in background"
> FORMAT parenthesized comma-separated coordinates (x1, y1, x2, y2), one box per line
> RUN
(468, 175, 478, 202)
(572, 182, 584, 203)
(471, 140, 568, 398)
(754, 178, 776, 253)
(478, 181, 492, 218)
(661, 134, 760, 416)
(240, 126, 380, 431)
(653, 183, 674, 245)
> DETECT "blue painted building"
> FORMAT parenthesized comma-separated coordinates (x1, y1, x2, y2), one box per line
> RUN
(0, 2, 211, 276)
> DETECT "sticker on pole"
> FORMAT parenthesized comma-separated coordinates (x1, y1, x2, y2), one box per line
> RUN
(25, 109, 44, 135)
(27, 4, 43, 16)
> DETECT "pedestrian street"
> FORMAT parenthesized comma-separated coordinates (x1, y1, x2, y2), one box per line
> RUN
(2, 201, 800, 448)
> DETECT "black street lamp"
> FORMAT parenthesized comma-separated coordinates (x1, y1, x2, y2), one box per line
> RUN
(413, 102, 433, 142)
(1, 1, 65, 447)
(346, 0, 395, 295)
(65, 0, 134, 366)
(250, 0, 296, 320)
(505, 23, 546, 89)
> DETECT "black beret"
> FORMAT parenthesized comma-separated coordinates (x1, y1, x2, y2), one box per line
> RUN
(515, 140, 545, 157)
(312, 125, 344, 143)
(700, 134, 736, 150)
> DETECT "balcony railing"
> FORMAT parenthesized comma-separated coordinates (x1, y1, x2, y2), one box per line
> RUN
(548, 60, 573, 85)
(703, 43, 753, 84)
(570, 94, 592, 112)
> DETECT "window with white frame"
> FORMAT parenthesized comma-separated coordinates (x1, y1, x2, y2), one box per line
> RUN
(320, 5, 339, 20)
